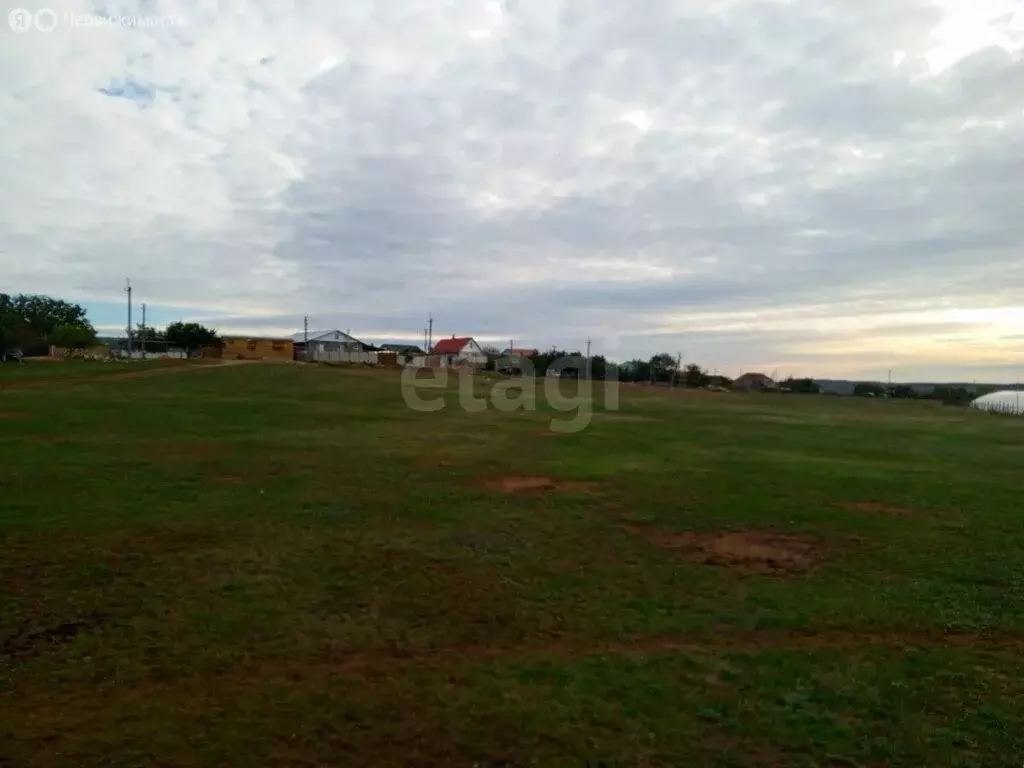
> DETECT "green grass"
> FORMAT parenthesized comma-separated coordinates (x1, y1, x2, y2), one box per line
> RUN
(2, 363, 1023, 766)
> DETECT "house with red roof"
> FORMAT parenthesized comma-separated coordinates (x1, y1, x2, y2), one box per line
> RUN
(430, 335, 488, 367)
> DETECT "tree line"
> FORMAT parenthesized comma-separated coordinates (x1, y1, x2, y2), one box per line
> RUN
(0, 292, 222, 357)
(0, 293, 97, 353)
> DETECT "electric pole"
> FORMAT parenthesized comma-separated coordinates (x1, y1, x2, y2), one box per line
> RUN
(585, 338, 592, 379)
(125, 278, 132, 356)
(303, 315, 309, 362)
(427, 313, 433, 351)
(141, 303, 147, 359)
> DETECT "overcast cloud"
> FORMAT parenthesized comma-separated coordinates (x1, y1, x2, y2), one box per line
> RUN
(1, 0, 1022, 379)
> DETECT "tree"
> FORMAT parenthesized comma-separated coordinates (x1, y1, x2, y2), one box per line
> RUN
(780, 377, 821, 394)
(649, 353, 677, 383)
(682, 363, 709, 388)
(1, 292, 94, 352)
(135, 324, 164, 344)
(164, 322, 220, 353)
(50, 324, 97, 353)
(618, 359, 651, 383)
(853, 382, 886, 397)
(932, 386, 973, 406)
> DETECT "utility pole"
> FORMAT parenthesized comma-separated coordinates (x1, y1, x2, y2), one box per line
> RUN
(423, 328, 428, 351)
(141, 303, 147, 359)
(585, 338, 592, 379)
(671, 351, 681, 387)
(125, 278, 132, 356)
(427, 313, 433, 351)
(303, 315, 309, 362)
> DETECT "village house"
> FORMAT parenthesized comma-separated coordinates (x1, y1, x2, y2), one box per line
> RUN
(425, 335, 488, 367)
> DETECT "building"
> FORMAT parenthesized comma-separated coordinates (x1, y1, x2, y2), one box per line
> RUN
(379, 343, 425, 365)
(502, 347, 538, 359)
(380, 343, 424, 355)
(222, 336, 294, 360)
(732, 372, 775, 391)
(292, 330, 370, 362)
(429, 335, 488, 367)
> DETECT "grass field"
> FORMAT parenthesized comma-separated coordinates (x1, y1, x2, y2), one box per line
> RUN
(2, 361, 1023, 767)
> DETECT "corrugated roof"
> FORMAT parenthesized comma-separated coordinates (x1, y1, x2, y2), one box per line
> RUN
(290, 330, 362, 344)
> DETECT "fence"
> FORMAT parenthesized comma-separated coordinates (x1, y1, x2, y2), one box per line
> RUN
(308, 348, 379, 364)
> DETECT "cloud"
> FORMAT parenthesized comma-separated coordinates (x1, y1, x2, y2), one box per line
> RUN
(1, 0, 1022, 379)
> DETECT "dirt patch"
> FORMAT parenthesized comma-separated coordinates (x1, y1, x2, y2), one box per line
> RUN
(215, 474, 245, 484)
(484, 476, 598, 494)
(1, 615, 102, 657)
(0, 411, 29, 419)
(627, 526, 820, 574)
(834, 501, 923, 517)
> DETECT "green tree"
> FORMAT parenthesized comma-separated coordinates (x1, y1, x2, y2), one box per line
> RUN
(164, 322, 220, 353)
(780, 377, 821, 394)
(649, 353, 677, 383)
(619, 359, 651, 382)
(135, 324, 164, 344)
(50, 324, 97, 353)
(682, 363, 709, 388)
(1, 292, 94, 351)
(853, 382, 886, 397)
(589, 355, 609, 380)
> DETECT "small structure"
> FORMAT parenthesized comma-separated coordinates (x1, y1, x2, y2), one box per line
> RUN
(222, 336, 294, 361)
(428, 335, 488, 367)
(380, 343, 425, 365)
(733, 372, 775, 391)
(503, 347, 538, 359)
(970, 390, 1024, 416)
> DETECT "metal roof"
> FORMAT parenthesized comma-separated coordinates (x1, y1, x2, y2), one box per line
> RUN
(290, 329, 362, 344)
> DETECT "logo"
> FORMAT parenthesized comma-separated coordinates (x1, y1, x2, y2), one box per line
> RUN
(6, 7, 183, 32)
(7, 7, 32, 31)
(32, 7, 56, 31)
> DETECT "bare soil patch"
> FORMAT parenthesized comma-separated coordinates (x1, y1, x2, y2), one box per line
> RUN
(834, 501, 924, 517)
(1, 615, 102, 658)
(627, 525, 820, 574)
(484, 476, 598, 494)
(0, 411, 29, 419)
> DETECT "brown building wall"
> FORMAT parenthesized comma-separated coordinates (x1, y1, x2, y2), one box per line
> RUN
(222, 337, 294, 360)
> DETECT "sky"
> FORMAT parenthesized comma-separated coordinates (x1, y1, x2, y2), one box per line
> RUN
(1, 0, 1023, 381)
